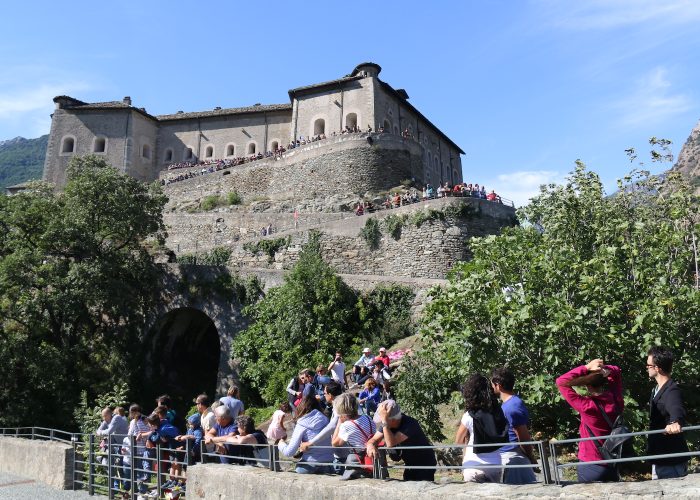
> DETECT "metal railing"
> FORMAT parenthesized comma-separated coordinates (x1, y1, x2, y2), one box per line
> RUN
(548, 424, 700, 484)
(3, 424, 700, 490)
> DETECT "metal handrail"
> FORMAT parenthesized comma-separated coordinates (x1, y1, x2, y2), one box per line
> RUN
(548, 424, 700, 484)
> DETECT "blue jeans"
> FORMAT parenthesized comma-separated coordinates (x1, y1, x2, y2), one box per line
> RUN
(652, 462, 688, 479)
(296, 463, 332, 474)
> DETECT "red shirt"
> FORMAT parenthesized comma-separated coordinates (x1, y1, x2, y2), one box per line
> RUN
(556, 365, 623, 462)
(375, 354, 390, 368)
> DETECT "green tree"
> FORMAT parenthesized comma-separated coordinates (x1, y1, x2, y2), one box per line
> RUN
(400, 161, 700, 441)
(232, 232, 362, 404)
(0, 155, 167, 428)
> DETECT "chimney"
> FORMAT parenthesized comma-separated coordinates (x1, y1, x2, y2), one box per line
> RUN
(123, 96, 132, 106)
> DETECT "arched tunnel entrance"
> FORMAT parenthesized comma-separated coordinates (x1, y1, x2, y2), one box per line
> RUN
(143, 307, 221, 414)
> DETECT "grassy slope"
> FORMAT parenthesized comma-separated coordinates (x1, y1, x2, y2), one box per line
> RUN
(0, 135, 48, 190)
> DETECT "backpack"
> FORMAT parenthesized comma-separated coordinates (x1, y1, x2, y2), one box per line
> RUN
(584, 400, 634, 463)
(469, 407, 509, 453)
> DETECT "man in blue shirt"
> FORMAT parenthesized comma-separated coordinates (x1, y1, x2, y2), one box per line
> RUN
(491, 367, 538, 484)
(204, 406, 239, 463)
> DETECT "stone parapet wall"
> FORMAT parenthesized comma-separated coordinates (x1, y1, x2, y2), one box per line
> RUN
(0, 437, 74, 489)
(231, 198, 516, 279)
(187, 463, 700, 500)
(162, 133, 424, 207)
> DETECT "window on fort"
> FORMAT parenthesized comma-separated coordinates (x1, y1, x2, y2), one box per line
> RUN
(345, 113, 357, 130)
(313, 118, 325, 136)
(248, 143, 256, 154)
(205, 145, 214, 158)
(270, 141, 279, 151)
(61, 137, 75, 154)
(165, 149, 173, 162)
(142, 144, 151, 160)
(185, 147, 194, 160)
(93, 137, 106, 153)
(383, 119, 391, 133)
(226, 144, 235, 156)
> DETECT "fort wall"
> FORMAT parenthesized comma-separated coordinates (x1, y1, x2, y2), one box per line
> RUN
(162, 133, 425, 205)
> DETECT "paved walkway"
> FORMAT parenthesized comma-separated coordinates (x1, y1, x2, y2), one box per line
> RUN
(0, 472, 105, 499)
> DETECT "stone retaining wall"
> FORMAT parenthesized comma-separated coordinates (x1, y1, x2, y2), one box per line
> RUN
(162, 133, 424, 207)
(0, 437, 74, 489)
(187, 464, 700, 499)
(231, 198, 516, 279)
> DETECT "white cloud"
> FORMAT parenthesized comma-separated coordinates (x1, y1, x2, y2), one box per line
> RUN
(486, 170, 565, 208)
(539, 0, 700, 30)
(613, 67, 692, 128)
(0, 66, 94, 139)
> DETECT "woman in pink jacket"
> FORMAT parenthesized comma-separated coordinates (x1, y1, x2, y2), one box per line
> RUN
(556, 359, 623, 483)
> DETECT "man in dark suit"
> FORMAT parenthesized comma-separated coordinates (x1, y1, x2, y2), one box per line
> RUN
(646, 346, 689, 479)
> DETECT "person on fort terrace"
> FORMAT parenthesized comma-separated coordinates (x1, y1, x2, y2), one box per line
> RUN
(556, 359, 623, 483)
(278, 395, 334, 474)
(490, 367, 538, 484)
(371, 360, 392, 387)
(96, 406, 129, 438)
(646, 346, 689, 479)
(358, 377, 382, 416)
(204, 405, 239, 464)
(456, 374, 505, 483)
(366, 400, 437, 481)
(301, 380, 347, 472)
(392, 192, 401, 208)
(332, 393, 377, 480)
(353, 347, 375, 383)
(487, 190, 498, 202)
(328, 351, 348, 389)
(299, 369, 316, 400)
(219, 385, 245, 420)
(437, 185, 445, 198)
(286, 373, 304, 409)
(312, 365, 332, 409)
(480, 186, 487, 199)
(222, 415, 267, 465)
(372, 347, 390, 369)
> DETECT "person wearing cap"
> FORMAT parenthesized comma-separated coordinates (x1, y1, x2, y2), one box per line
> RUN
(373, 347, 390, 369)
(353, 348, 375, 384)
(175, 414, 205, 464)
(366, 400, 436, 481)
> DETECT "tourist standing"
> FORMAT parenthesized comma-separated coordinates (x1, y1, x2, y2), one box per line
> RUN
(646, 346, 689, 479)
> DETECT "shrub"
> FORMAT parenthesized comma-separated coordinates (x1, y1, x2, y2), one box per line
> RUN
(410, 208, 445, 227)
(227, 191, 242, 205)
(360, 217, 381, 249)
(383, 214, 407, 240)
(200, 194, 221, 211)
(400, 178, 415, 188)
(243, 236, 291, 262)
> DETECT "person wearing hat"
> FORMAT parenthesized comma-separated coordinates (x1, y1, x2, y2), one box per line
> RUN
(373, 348, 391, 369)
(366, 400, 436, 481)
(175, 413, 204, 464)
(352, 348, 375, 385)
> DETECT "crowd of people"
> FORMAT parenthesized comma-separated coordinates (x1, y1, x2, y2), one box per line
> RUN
(353, 181, 503, 216)
(92, 345, 689, 497)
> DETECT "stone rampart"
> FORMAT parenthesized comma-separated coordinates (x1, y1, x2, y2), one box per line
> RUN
(231, 197, 515, 279)
(0, 437, 74, 489)
(162, 133, 424, 206)
(187, 464, 700, 499)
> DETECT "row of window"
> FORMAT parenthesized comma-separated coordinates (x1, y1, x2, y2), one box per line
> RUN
(164, 141, 271, 163)
(60, 136, 154, 159)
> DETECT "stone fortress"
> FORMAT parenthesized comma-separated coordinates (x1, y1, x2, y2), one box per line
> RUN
(42, 62, 516, 289)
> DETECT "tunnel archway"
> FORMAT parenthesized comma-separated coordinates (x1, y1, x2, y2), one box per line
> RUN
(143, 307, 221, 415)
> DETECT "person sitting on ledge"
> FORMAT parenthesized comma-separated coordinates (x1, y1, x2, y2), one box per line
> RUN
(222, 415, 267, 466)
(332, 393, 377, 480)
(278, 395, 334, 474)
(487, 190, 498, 201)
(204, 406, 239, 464)
(392, 192, 401, 208)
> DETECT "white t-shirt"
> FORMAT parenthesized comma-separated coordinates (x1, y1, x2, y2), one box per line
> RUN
(330, 361, 346, 385)
(460, 411, 502, 482)
(338, 415, 376, 449)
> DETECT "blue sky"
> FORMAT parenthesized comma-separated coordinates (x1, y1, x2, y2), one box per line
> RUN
(1, 0, 699, 205)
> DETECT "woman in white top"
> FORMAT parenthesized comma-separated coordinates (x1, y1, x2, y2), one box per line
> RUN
(455, 374, 504, 482)
(331, 393, 376, 480)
